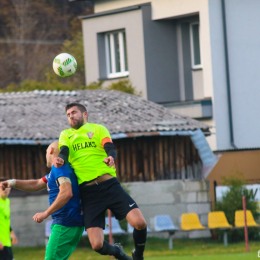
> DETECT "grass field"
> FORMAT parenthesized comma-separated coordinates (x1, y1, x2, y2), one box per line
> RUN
(12, 238, 260, 260)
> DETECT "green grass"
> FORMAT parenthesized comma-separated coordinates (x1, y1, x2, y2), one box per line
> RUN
(12, 238, 260, 260)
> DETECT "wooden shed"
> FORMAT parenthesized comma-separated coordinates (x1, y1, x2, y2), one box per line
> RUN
(0, 89, 211, 183)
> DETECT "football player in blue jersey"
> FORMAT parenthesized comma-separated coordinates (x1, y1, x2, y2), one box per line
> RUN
(0, 141, 84, 260)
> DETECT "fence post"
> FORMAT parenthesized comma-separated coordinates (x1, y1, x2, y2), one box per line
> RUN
(108, 209, 114, 259)
(242, 196, 249, 252)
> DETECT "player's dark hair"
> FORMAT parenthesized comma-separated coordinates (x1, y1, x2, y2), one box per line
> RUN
(65, 103, 87, 113)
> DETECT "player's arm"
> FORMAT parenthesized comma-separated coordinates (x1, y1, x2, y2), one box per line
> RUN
(10, 228, 18, 245)
(54, 130, 70, 168)
(33, 177, 73, 223)
(0, 179, 46, 192)
(54, 145, 69, 168)
(102, 137, 117, 168)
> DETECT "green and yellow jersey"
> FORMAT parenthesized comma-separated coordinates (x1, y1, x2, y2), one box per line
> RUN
(0, 197, 11, 247)
(59, 123, 116, 184)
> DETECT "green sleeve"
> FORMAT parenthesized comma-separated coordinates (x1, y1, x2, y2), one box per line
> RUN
(98, 125, 112, 143)
(59, 130, 70, 149)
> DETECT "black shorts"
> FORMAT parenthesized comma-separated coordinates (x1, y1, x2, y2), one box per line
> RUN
(0, 246, 13, 260)
(79, 177, 138, 230)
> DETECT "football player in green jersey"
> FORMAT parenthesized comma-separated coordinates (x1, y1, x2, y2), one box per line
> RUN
(54, 103, 147, 260)
(0, 178, 18, 260)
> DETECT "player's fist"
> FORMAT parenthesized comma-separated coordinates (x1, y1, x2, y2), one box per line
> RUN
(0, 241, 4, 250)
(33, 211, 48, 223)
(103, 156, 115, 168)
(53, 157, 64, 168)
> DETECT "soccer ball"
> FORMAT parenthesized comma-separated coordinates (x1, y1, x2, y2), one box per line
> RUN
(53, 53, 77, 78)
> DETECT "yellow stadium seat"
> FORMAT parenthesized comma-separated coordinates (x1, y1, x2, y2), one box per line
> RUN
(181, 213, 206, 230)
(208, 211, 232, 229)
(235, 210, 259, 227)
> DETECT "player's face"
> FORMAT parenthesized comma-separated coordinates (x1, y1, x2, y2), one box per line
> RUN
(66, 106, 86, 129)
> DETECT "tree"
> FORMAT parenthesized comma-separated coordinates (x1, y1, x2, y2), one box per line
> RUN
(0, 0, 93, 89)
(215, 173, 260, 242)
(105, 80, 142, 96)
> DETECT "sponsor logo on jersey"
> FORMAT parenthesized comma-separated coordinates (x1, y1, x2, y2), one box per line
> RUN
(72, 142, 97, 152)
(87, 132, 94, 139)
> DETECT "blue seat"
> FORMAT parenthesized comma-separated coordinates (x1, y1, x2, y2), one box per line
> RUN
(104, 217, 126, 235)
(127, 222, 152, 233)
(154, 215, 178, 250)
(154, 215, 178, 232)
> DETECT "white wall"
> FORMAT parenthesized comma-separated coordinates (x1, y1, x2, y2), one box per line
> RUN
(9, 179, 211, 246)
(208, 0, 260, 149)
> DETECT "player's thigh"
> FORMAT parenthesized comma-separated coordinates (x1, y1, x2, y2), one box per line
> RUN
(107, 181, 138, 220)
(45, 224, 84, 260)
(126, 208, 147, 230)
(87, 227, 104, 248)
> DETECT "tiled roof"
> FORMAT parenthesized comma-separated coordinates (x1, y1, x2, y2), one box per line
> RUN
(0, 89, 210, 141)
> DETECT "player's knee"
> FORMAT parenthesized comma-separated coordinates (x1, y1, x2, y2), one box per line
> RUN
(92, 241, 103, 252)
(133, 219, 147, 230)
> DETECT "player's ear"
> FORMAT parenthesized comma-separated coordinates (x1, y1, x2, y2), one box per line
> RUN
(50, 147, 54, 154)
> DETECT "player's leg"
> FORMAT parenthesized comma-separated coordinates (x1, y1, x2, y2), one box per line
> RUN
(0, 246, 13, 260)
(80, 182, 132, 260)
(45, 224, 84, 260)
(126, 209, 147, 260)
(107, 179, 147, 260)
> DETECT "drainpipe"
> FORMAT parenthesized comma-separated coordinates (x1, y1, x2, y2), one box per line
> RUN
(221, 0, 237, 149)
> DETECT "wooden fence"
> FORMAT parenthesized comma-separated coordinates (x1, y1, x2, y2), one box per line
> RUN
(0, 136, 202, 182)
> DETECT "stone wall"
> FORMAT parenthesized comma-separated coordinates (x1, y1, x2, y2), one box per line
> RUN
(122, 179, 211, 239)
(9, 179, 211, 246)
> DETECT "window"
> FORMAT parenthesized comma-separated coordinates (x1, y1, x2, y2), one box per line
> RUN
(190, 23, 201, 68)
(105, 31, 129, 78)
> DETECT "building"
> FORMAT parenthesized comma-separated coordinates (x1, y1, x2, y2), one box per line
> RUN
(0, 89, 214, 245)
(0, 89, 215, 182)
(81, 0, 260, 151)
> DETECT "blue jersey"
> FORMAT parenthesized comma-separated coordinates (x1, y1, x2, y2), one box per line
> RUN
(43, 164, 84, 227)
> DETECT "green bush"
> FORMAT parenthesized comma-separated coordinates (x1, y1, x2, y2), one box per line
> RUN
(105, 79, 142, 96)
(215, 173, 260, 242)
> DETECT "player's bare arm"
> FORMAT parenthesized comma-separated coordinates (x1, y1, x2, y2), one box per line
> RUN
(0, 179, 46, 192)
(33, 179, 72, 223)
(10, 231, 18, 245)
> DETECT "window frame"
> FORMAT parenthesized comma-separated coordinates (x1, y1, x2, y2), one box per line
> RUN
(190, 22, 202, 69)
(105, 30, 129, 78)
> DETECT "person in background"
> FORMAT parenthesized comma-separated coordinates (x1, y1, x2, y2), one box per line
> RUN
(0, 177, 18, 260)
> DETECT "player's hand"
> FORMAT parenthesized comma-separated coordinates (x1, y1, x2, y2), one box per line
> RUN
(103, 156, 115, 168)
(10, 232, 18, 245)
(0, 241, 3, 250)
(33, 211, 49, 223)
(0, 181, 8, 191)
(53, 157, 64, 168)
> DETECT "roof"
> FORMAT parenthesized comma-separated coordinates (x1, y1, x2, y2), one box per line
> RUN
(214, 147, 260, 153)
(79, 3, 150, 20)
(0, 89, 210, 143)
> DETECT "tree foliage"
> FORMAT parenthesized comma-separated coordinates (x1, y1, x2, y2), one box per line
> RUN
(106, 80, 142, 96)
(0, 0, 93, 89)
(215, 173, 260, 242)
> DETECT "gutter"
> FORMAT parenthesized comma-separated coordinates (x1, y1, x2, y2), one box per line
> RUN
(221, 0, 237, 149)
